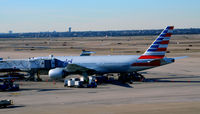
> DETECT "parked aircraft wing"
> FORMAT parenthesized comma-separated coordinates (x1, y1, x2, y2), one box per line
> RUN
(80, 50, 96, 56)
(66, 64, 95, 73)
(174, 56, 188, 60)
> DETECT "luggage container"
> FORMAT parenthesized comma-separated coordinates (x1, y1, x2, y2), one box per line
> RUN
(80, 77, 84, 82)
(64, 79, 68, 87)
(74, 81, 83, 88)
(67, 79, 75, 87)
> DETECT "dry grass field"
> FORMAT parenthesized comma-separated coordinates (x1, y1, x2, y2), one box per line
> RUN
(0, 34, 199, 58)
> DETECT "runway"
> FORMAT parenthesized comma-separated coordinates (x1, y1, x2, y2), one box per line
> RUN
(0, 58, 200, 114)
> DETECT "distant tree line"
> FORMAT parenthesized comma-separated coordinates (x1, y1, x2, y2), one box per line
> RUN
(0, 28, 200, 38)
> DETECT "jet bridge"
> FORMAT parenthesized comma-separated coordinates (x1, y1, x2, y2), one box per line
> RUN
(0, 58, 66, 80)
(0, 59, 47, 72)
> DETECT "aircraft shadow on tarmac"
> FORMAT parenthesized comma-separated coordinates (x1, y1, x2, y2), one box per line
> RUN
(0, 105, 25, 109)
(19, 88, 72, 92)
(37, 88, 73, 92)
(145, 75, 200, 83)
(102, 81, 134, 88)
(103, 75, 200, 88)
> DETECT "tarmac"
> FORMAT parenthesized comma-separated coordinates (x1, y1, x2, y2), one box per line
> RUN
(0, 35, 200, 114)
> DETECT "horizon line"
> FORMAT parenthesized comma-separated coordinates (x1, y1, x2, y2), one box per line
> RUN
(1, 27, 200, 34)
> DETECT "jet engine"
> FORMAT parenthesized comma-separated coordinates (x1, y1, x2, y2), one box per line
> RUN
(48, 68, 67, 80)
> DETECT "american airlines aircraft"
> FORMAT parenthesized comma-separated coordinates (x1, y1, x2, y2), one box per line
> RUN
(35, 26, 182, 81)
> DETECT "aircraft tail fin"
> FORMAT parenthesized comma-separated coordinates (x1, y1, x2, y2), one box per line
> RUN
(139, 26, 174, 59)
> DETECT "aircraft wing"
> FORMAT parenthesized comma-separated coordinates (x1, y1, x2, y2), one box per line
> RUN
(80, 50, 96, 56)
(174, 56, 188, 60)
(66, 64, 96, 74)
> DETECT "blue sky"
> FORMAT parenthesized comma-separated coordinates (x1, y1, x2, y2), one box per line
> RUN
(0, 0, 200, 33)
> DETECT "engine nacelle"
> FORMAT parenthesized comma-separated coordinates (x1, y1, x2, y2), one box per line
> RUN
(48, 68, 67, 80)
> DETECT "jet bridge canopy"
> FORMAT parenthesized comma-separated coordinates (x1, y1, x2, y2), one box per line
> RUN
(0, 58, 65, 72)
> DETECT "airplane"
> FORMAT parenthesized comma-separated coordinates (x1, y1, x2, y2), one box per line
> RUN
(0, 26, 187, 83)
(32, 26, 185, 82)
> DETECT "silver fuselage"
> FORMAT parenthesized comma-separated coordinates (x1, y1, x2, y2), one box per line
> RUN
(35, 55, 174, 74)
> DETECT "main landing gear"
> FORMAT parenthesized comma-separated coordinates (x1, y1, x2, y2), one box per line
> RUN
(118, 72, 146, 83)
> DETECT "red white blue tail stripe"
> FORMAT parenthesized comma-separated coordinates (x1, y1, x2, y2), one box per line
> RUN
(139, 26, 174, 59)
